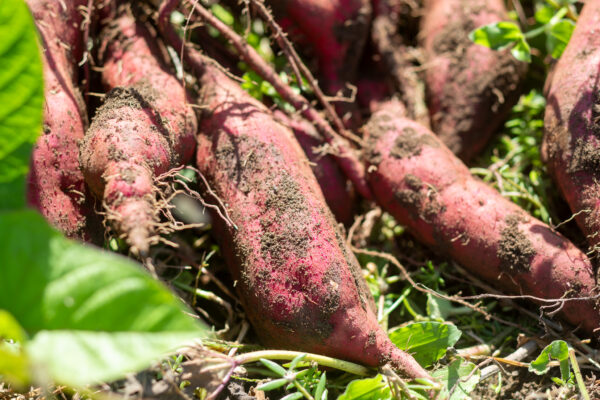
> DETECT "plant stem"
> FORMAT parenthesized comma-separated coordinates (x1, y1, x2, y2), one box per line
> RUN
(292, 380, 315, 400)
(569, 348, 590, 400)
(233, 350, 371, 376)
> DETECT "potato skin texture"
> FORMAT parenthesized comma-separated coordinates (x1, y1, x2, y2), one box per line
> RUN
(366, 101, 600, 335)
(80, 9, 197, 254)
(420, 0, 525, 161)
(543, 0, 600, 254)
(195, 67, 430, 379)
(26, 0, 96, 240)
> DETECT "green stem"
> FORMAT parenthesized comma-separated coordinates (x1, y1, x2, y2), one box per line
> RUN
(233, 350, 372, 376)
(523, 25, 546, 39)
(569, 348, 590, 400)
(293, 379, 315, 400)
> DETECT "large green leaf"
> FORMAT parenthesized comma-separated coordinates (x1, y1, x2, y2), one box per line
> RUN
(0, 0, 44, 209)
(389, 322, 461, 367)
(0, 210, 210, 386)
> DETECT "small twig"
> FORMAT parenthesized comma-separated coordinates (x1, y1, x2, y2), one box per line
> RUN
(479, 340, 538, 382)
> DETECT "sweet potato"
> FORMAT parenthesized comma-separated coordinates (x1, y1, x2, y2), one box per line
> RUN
(274, 111, 356, 225)
(26, 0, 96, 240)
(365, 100, 600, 335)
(267, 0, 372, 97)
(420, 0, 525, 162)
(542, 0, 600, 254)
(194, 64, 429, 379)
(80, 7, 197, 254)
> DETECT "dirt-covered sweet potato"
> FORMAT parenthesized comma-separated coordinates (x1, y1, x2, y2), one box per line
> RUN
(194, 65, 430, 379)
(26, 0, 96, 240)
(365, 100, 600, 335)
(274, 111, 356, 225)
(542, 0, 600, 254)
(80, 7, 197, 254)
(420, 0, 525, 162)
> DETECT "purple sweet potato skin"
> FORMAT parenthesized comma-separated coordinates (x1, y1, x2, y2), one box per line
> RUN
(366, 101, 600, 335)
(274, 111, 356, 225)
(420, 0, 525, 162)
(542, 0, 600, 253)
(80, 9, 197, 254)
(195, 67, 429, 379)
(26, 0, 96, 240)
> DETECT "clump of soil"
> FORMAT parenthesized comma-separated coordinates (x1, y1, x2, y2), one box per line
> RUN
(497, 214, 535, 273)
(390, 127, 439, 159)
(395, 174, 445, 222)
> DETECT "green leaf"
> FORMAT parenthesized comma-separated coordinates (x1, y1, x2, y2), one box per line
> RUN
(27, 331, 199, 386)
(315, 372, 327, 400)
(337, 375, 391, 400)
(260, 358, 287, 377)
(432, 359, 480, 400)
(469, 21, 524, 50)
(0, 342, 29, 387)
(280, 393, 304, 400)
(511, 38, 532, 63)
(389, 322, 462, 367)
(288, 353, 307, 371)
(546, 20, 575, 59)
(529, 340, 571, 382)
(0, 210, 209, 387)
(0, 310, 30, 386)
(211, 3, 234, 26)
(256, 378, 289, 391)
(0, 0, 44, 210)
(534, 5, 554, 24)
(0, 309, 26, 342)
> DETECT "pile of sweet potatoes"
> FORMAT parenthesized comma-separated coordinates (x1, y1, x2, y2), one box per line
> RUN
(23, 0, 600, 390)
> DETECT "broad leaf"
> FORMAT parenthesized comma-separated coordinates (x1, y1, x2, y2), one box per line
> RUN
(529, 340, 570, 382)
(0, 210, 209, 386)
(0, 311, 29, 387)
(432, 359, 480, 400)
(0, 0, 43, 210)
(27, 331, 200, 387)
(469, 21, 524, 50)
(511, 38, 532, 63)
(546, 20, 575, 59)
(389, 322, 461, 367)
(337, 375, 391, 400)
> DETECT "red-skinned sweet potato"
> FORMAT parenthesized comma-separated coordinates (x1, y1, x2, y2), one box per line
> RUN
(542, 0, 600, 254)
(267, 0, 372, 97)
(420, 0, 525, 162)
(365, 100, 600, 335)
(26, 0, 96, 240)
(80, 7, 197, 254)
(194, 65, 430, 379)
(274, 111, 356, 225)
